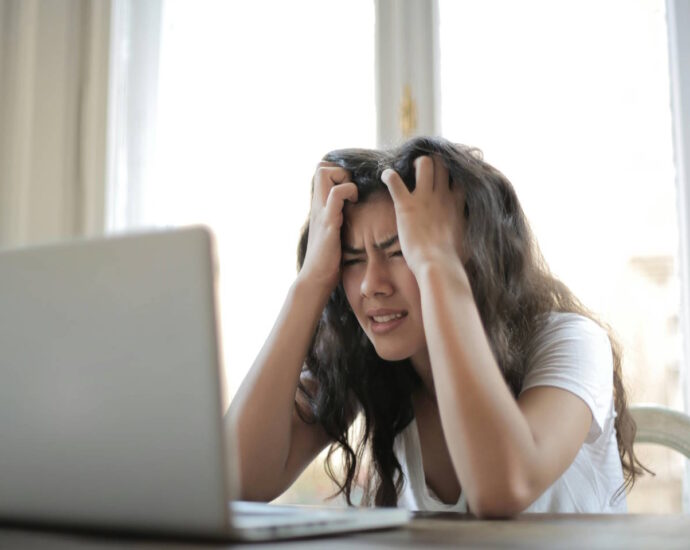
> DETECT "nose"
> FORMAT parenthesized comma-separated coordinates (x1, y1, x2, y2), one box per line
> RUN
(360, 257, 394, 298)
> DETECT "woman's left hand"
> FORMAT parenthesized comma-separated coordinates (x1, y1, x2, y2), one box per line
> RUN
(381, 155, 466, 278)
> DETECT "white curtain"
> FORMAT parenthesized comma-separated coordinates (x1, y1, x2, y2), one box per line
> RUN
(0, 0, 111, 248)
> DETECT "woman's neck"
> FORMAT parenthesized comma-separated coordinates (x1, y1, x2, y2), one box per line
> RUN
(410, 348, 436, 398)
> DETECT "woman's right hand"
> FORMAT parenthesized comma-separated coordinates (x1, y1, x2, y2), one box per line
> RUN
(298, 161, 358, 294)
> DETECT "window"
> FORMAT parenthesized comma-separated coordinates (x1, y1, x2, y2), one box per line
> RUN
(144, 0, 375, 391)
(109, 0, 687, 509)
(137, 0, 375, 504)
(440, 0, 681, 512)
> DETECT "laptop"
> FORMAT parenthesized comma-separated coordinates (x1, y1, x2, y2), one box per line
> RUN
(0, 226, 409, 540)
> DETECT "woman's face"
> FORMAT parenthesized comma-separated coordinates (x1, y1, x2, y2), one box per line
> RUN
(341, 192, 428, 364)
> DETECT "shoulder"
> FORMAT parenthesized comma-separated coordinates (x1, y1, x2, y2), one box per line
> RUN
(523, 312, 615, 443)
(530, 312, 611, 350)
(527, 312, 613, 373)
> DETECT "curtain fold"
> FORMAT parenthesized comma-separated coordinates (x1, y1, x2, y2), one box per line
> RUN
(0, 0, 111, 248)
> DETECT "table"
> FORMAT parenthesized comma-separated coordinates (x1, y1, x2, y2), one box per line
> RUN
(1, 513, 689, 549)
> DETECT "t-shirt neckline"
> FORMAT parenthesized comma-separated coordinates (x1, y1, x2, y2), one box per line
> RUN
(410, 417, 465, 508)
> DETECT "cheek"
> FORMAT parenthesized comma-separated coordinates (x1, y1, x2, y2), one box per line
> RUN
(394, 266, 421, 302)
(341, 271, 360, 308)
(406, 284, 422, 314)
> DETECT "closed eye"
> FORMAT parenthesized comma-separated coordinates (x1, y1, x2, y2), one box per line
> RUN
(343, 250, 402, 267)
(342, 258, 362, 267)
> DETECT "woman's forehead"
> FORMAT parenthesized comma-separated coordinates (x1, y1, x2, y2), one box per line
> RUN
(342, 194, 397, 244)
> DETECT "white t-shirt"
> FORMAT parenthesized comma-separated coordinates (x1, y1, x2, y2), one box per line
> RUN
(394, 312, 627, 513)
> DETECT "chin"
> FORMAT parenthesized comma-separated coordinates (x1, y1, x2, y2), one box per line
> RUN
(370, 343, 413, 362)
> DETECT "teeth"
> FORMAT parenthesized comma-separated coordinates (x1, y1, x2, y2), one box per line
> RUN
(372, 313, 404, 323)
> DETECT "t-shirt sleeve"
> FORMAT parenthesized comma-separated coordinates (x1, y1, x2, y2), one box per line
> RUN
(519, 313, 614, 444)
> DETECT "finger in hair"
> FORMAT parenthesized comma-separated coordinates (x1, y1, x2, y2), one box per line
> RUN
(431, 154, 451, 193)
(413, 155, 435, 194)
(381, 168, 409, 203)
(313, 165, 350, 205)
(324, 182, 358, 219)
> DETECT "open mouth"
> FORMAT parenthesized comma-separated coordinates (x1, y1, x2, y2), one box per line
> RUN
(370, 312, 407, 323)
(369, 311, 408, 334)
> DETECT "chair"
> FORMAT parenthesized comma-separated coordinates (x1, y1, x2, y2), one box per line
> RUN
(629, 404, 690, 459)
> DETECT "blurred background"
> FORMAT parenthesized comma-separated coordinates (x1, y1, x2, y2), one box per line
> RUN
(1, 0, 688, 513)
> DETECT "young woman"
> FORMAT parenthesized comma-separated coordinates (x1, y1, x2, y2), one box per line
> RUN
(227, 136, 644, 517)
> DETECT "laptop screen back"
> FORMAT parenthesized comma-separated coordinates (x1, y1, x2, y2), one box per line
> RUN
(0, 227, 230, 535)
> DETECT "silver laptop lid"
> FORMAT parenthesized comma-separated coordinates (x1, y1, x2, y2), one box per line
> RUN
(0, 226, 233, 535)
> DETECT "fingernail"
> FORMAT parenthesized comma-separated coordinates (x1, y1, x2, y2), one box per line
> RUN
(381, 169, 393, 183)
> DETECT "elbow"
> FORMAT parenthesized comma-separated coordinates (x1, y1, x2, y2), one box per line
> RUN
(468, 477, 534, 519)
(238, 486, 279, 503)
(237, 462, 289, 503)
(237, 471, 287, 502)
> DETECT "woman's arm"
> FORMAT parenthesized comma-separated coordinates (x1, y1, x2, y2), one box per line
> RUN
(225, 276, 333, 501)
(226, 162, 358, 501)
(416, 258, 591, 517)
(382, 156, 592, 517)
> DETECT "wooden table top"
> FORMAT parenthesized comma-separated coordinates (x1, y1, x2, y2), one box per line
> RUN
(2, 513, 689, 549)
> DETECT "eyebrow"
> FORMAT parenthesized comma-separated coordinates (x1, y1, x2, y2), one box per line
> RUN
(342, 234, 399, 255)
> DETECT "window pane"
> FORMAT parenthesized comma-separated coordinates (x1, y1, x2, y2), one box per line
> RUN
(150, 0, 374, 391)
(145, 0, 375, 504)
(440, 0, 681, 512)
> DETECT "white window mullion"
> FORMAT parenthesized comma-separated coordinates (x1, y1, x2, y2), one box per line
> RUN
(375, 0, 440, 147)
(666, 0, 690, 513)
(105, 0, 162, 233)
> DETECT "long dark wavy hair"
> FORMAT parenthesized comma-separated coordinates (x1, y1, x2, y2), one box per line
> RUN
(295, 136, 645, 507)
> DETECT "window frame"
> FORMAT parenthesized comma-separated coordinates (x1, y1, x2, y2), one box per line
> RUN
(666, 0, 690, 512)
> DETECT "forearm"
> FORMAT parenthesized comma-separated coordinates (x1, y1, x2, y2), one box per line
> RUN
(417, 259, 539, 516)
(225, 275, 330, 499)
